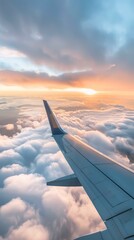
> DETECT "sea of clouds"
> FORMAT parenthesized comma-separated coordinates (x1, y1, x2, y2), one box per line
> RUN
(0, 97, 134, 240)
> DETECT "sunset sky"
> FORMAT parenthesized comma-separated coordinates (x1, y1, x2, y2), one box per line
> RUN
(0, 0, 134, 95)
(0, 1, 134, 240)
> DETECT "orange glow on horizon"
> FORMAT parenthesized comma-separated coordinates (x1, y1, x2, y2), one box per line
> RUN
(0, 83, 134, 98)
(0, 69, 134, 94)
(0, 85, 97, 97)
(64, 88, 97, 95)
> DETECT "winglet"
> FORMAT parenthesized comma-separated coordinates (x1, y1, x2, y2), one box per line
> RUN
(43, 100, 66, 135)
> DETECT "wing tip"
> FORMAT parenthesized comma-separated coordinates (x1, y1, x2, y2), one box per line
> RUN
(43, 99, 47, 106)
(43, 99, 66, 135)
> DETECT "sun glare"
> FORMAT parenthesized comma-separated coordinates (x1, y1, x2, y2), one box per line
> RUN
(65, 88, 97, 95)
(0, 84, 97, 97)
(79, 88, 97, 95)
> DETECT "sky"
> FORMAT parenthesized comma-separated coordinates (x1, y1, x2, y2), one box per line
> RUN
(0, 0, 134, 95)
(0, 1, 134, 240)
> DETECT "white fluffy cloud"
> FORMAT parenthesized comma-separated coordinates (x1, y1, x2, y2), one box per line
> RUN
(7, 221, 49, 240)
(0, 198, 49, 240)
(42, 187, 105, 240)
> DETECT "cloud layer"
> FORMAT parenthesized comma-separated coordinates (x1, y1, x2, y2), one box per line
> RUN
(0, 97, 134, 239)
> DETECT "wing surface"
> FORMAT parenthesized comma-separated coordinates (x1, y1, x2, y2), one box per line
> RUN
(43, 100, 134, 240)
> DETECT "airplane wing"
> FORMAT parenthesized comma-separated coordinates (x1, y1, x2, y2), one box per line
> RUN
(43, 100, 134, 240)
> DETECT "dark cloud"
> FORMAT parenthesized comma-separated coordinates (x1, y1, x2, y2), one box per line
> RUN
(0, 0, 124, 71)
(0, 107, 19, 125)
(0, 102, 6, 105)
(0, 69, 94, 87)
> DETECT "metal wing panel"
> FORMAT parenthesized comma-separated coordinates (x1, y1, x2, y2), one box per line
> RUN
(54, 134, 133, 220)
(65, 141, 130, 207)
(64, 134, 134, 198)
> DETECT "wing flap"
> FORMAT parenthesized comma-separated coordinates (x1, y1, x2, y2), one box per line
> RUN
(47, 173, 81, 186)
(74, 229, 113, 240)
(74, 232, 103, 240)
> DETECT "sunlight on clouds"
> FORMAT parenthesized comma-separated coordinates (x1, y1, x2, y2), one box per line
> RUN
(0, 84, 48, 93)
(0, 47, 25, 58)
(75, 88, 97, 95)
(51, 88, 97, 95)
(5, 124, 14, 131)
(0, 84, 24, 92)
(65, 88, 97, 95)
(0, 84, 97, 96)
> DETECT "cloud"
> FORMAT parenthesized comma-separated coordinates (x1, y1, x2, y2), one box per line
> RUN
(0, 1, 134, 93)
(15, 143, 38, 167)
(84, 130, 114, 155)
(0, 69, 94, 89)
(7, 220, 49, 240)
(1, 174, 46, 206)
(0, 198, 36, 235)
(0, 164, 27, 188)
(0, 97, 134, 240)
(0, 198, 49, 240)
(0, 0, 117, 70)
(0, 150, 24, 168)
(0, 47, 25, 58)
(4, 124, 14, 130)
(114, 138, 134, 162)
(0, 68, 133, 92)
(41, 188, 105, 240)
(0, 0, 133, 75)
